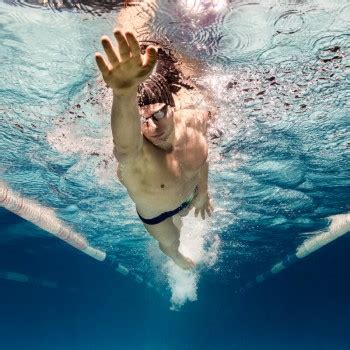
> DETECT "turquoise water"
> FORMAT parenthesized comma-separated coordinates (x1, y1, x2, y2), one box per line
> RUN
(0, 0, 350, 346)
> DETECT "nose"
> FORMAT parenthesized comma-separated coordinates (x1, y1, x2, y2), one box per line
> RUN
(145, 118, 157, 129)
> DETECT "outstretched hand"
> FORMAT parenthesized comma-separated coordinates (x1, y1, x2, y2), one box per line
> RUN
(95, 30, 157, 93)
(190, 191, 214, 220)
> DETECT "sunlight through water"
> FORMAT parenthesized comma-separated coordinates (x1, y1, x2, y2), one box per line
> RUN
(1, 0, 349, 306)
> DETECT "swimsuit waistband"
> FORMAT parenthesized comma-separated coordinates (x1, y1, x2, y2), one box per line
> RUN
(137, 186, 198, 226)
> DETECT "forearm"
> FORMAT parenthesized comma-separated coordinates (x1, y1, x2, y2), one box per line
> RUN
(96, 29, 157, 155)
(197, 160, 209, 194)
(111, 88, 142, 153)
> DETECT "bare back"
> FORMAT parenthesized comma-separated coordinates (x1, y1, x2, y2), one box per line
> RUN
(116, 109, 208, 218)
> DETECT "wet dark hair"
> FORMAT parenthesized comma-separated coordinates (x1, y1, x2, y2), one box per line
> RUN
(137, 43, 194, 107)
(137, 72, 175, 107)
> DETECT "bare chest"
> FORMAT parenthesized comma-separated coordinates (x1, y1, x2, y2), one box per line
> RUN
(116, 140, 205, 214)
(117, 143, 194, 196)
(116, 112, 208, 214)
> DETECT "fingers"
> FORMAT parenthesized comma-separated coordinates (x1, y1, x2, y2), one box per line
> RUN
(195, 208, 206, 220)
(143, 46, 158, 71)
(125, 32, 142, 65)
(194, 201, 214, 220)
(95, 53, 110, 76)
(114, 30, 131, 61)
(101, 36, 119, 65)
(99, 29, 156, 77)
(207, 201, 214, 217)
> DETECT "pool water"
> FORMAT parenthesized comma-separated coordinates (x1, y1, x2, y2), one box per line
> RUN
(0, 0, 349, 348)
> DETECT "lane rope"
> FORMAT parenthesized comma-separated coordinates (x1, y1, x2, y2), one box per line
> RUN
(0, 181, 161, 294)
(244, 212, 350, 290)
(0, 269, 76, 292)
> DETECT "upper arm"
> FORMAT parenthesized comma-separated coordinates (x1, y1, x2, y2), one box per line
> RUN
(110, 89, 142, 163)
(113, 140, 144, 164)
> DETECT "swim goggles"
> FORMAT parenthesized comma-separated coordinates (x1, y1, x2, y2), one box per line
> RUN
(140, 104, 168, 124)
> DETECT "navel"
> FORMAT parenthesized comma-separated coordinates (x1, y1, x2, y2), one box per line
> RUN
(161, 184, 165, 188)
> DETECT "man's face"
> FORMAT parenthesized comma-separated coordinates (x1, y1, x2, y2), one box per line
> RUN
(139, 103, 174, 144)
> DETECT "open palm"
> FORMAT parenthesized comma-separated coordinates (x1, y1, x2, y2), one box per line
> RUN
(95, 30, 157, 92)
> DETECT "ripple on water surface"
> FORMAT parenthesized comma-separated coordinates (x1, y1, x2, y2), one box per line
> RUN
(1, 0, 350, 286)
(4, 0, 126, 15)
(248, 160, 305, 188)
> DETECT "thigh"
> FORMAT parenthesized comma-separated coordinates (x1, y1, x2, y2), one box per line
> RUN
(172, 214, 183, 231)
(143, 216, 180, 247)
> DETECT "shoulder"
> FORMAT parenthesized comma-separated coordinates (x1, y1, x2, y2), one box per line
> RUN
(175, 108, 209, 136)
(174, 109, 209, 172)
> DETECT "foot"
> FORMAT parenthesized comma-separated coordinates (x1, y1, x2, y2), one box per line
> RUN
(174, 254, 195, 270)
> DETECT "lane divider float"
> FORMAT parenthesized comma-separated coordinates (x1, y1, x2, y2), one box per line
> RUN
(0, 269, 76, 292)
(244, 212, 350, 290)
(0, 181, 160, 294)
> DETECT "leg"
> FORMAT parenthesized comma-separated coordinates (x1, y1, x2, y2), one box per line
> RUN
(172, 214, 183, 231)
(143, 216, 194, 270)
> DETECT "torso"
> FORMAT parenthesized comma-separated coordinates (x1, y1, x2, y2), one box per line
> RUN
(116, 109, 208, 218)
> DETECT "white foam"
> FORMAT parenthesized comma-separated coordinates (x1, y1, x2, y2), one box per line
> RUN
(164, 261, 199, 311)
(163, 210, 220, 310)
(46, 114, 118, 188)
(47, 121, 113, 157)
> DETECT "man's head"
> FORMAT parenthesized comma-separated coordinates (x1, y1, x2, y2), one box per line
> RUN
(137, 61, 176, 146)
(138, 101, 175, 145)
(137, 72, 175, 108)
(136, 43, 192, 147)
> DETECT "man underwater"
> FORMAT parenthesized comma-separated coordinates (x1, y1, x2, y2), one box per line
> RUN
(95, 30, 213, 269)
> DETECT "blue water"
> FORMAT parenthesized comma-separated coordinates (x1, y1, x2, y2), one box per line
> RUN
(1, 0, 350, 348)
(1, 209, 350, 349)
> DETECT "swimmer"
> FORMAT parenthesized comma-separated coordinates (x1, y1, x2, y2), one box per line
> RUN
(95, 30, 214, 270)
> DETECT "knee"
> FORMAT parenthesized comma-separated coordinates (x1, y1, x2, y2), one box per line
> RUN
(159, 238, 179, 252)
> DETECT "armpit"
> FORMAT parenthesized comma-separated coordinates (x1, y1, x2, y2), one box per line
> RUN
(113, 143, 144, 165)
